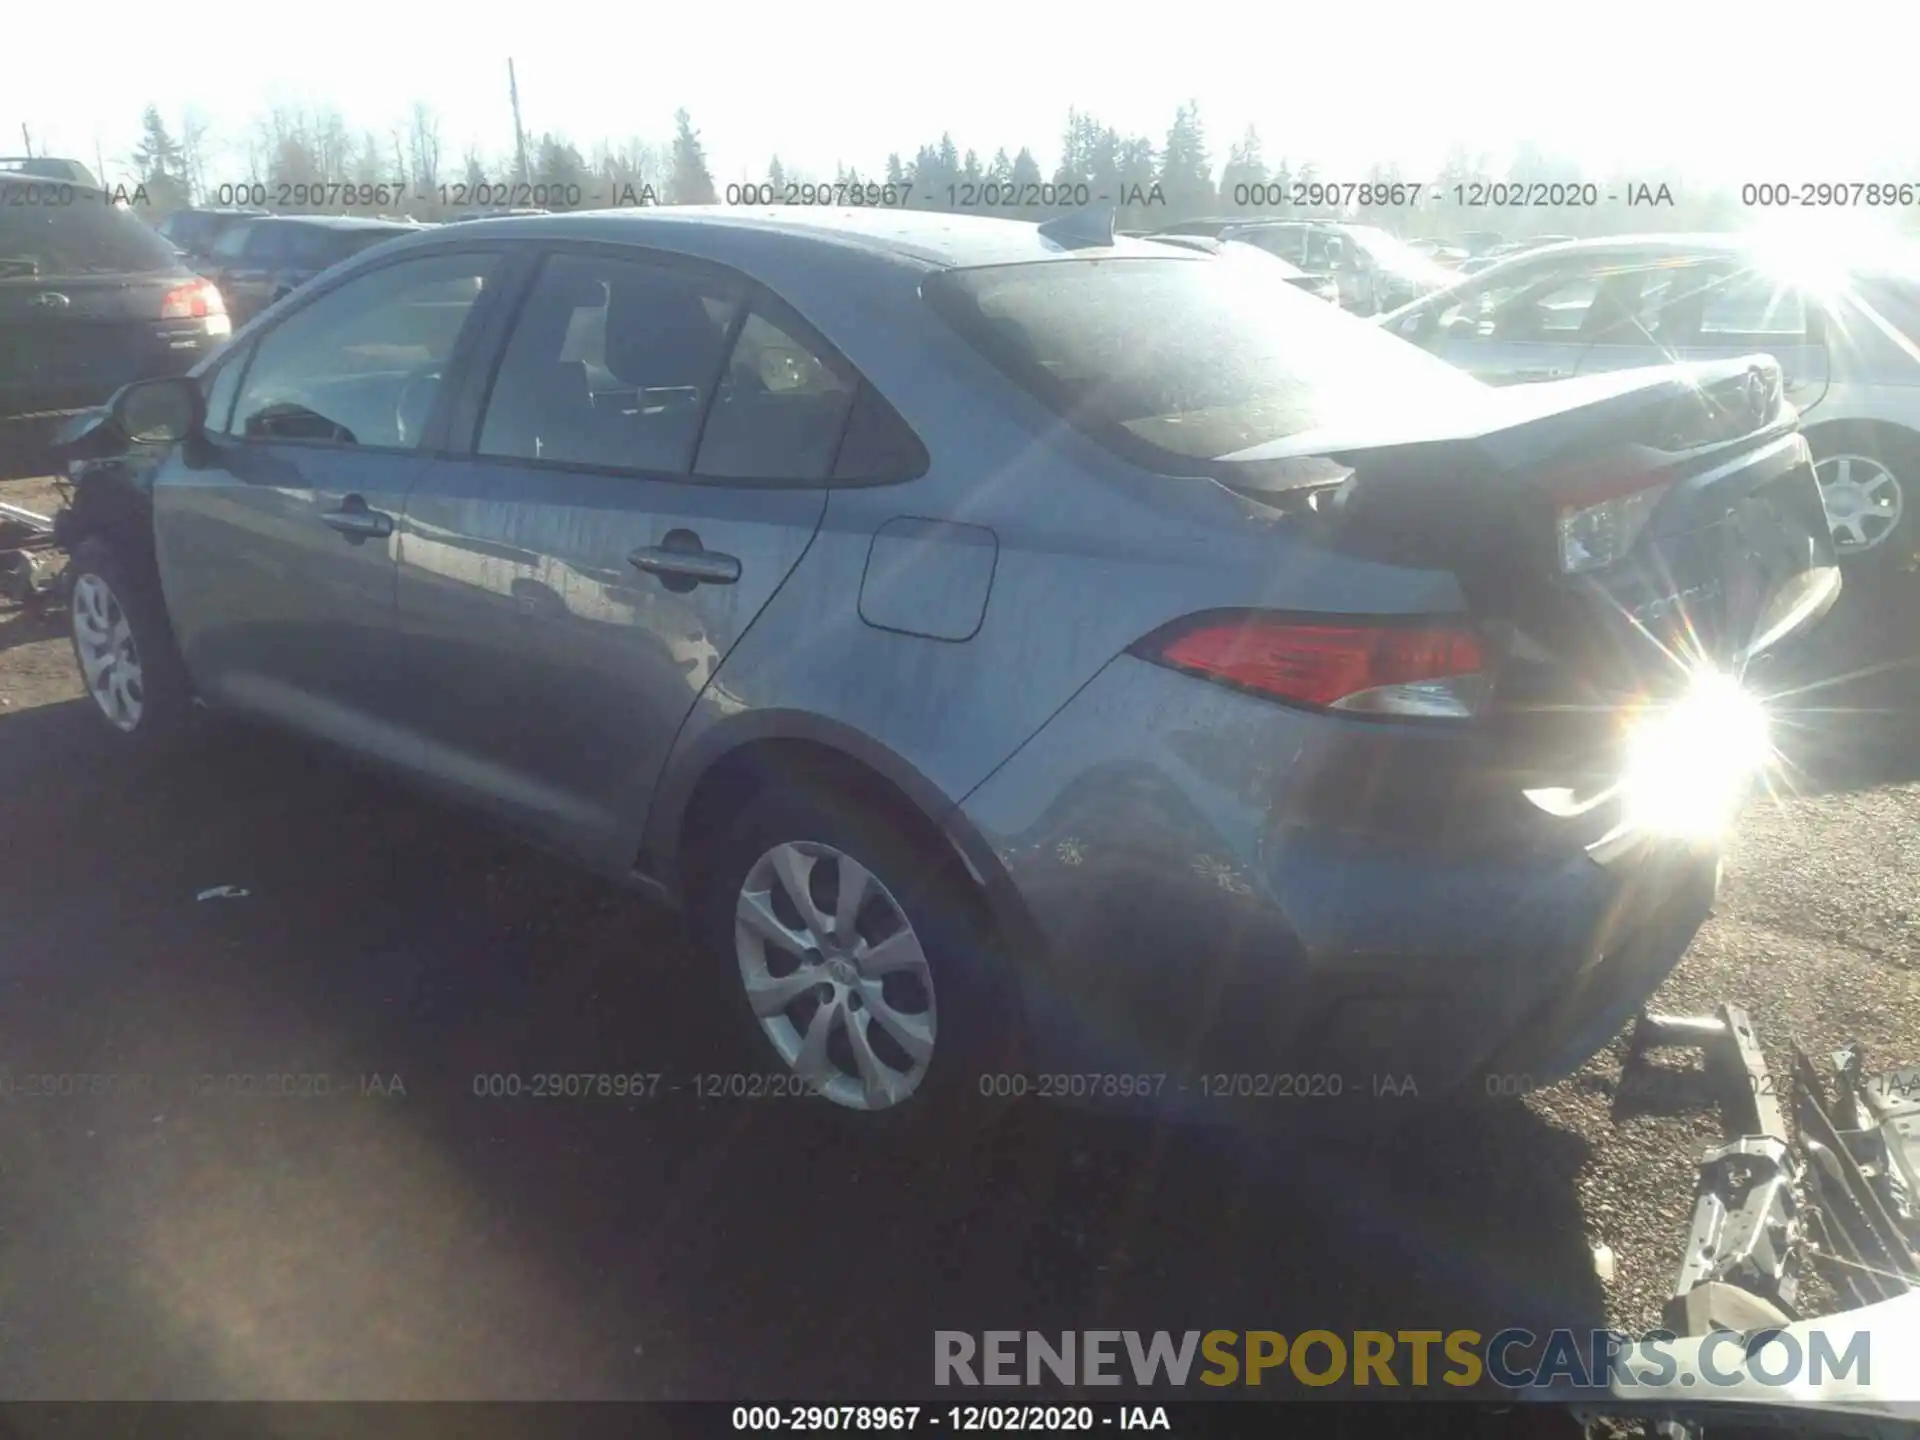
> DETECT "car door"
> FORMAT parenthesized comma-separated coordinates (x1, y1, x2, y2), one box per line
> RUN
(392, 244, 848, 868)
(153, 246, 505, 768)
(1631, 258, 1830, 415)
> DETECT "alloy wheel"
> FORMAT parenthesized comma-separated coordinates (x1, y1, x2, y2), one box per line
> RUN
(1815, 452, 1903, 554)
(733, 840, 937, 1112)
(71, 572, 145, 731)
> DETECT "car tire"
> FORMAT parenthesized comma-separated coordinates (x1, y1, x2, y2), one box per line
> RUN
(688, 779, 1024, 1135)
(65, 536, 193, 749)
(1809, 428, 1917, 575)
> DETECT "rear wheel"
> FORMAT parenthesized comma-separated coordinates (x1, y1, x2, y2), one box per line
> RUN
(1811, 432, 1915, 571)
(66, 536, 192, 749)
(690, 780, 1021, 1133)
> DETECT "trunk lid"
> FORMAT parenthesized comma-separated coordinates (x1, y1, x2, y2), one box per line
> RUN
(1239, 357, 1838, 799)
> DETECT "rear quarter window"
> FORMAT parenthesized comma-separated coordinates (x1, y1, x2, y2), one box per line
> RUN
(0, 189, 180, 278)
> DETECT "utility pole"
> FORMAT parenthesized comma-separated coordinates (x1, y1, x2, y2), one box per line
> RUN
(20, 124, 32, 157)
(508, 59, 531, 186)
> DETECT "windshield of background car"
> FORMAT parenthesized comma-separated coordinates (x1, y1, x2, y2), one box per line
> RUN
(0, 188, 180, 278)
(924, 256, 1488, 467)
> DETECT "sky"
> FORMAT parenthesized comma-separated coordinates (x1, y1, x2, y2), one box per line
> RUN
(8, 0, 1915, 191)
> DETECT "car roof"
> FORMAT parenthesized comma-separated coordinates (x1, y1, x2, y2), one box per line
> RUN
(243, 214, 418, 232)
(413, 206, 1191, 270)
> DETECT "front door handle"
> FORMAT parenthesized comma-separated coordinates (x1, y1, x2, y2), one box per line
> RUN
(321, 496, 395, 543)
(629, 532, 740, 589)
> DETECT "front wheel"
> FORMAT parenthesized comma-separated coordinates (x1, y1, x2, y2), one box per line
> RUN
(690, 782, 1021, 1130)
(66, 536, 192, 748)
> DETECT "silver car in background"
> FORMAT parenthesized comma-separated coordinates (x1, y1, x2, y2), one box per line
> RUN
(1218, 220, 1459, 315)
(1382, 234, 1920, 570)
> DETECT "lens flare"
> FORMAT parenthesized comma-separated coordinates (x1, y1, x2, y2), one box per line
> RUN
(1618, 671, 1774, 840)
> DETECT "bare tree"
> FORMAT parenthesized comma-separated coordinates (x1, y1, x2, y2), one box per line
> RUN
(179, 106, 213, 204)
(407, 103, 443, 200)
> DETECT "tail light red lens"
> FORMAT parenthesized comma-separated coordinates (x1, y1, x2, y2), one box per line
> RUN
(1137, 613, 1488, 718)
(160, 279, 226, 320)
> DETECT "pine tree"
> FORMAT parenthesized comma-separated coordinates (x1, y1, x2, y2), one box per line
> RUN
(669, 109, 718, 205)
(1157, 100, 1215, 221)
(132, 105, 190, 213)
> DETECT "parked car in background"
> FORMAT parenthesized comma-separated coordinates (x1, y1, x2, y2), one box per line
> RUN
(154, 207, 271, 270)
(1458, 235, 1582, 276)
(0, 156, 99, 186)
(1380, 233, 1920, 570)
(1143, 233, 1343, 303)
(53, 207, 1839, 1132)
(1217, 221, 1457, 314)
(0, 165, 229, 477)
(202, 215, 419, 325)
(1146, 216, 1244, 238)
(1407, 238, 1472, 269)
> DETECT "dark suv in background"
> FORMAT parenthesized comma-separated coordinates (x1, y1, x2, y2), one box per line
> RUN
(202, 215, 421, 325)
(0, 163, 231, 477)
(154, 207, 271, 270)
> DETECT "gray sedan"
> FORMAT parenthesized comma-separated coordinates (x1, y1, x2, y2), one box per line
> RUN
(55, 208, 1839, 1131)
(1381, 234, 1920, 570)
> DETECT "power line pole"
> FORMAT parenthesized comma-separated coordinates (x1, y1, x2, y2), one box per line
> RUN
(508, 59, 531, 186)
(20, 124, 33, 157)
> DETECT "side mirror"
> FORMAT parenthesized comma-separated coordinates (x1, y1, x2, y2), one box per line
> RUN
(116, 376, 203, 444)
(53, 376, 203, 462)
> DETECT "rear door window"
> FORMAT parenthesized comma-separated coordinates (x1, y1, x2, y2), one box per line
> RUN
(1693, 268, 1807, 340)
(0, 189, 180, 278)
(477, 251, 742, 472)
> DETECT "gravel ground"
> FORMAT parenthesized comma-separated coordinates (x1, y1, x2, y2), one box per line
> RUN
(0, 467, 1913, 1397)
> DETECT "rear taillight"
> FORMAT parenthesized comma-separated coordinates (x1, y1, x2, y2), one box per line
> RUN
(1136, 613, 1489, 719)
(1556, 472, 1669, 575)
(160, 278, 230, 333)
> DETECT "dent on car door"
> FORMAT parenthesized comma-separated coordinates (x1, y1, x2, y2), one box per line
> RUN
(153, 249, 503, 764)
(392, 247, 841, 868)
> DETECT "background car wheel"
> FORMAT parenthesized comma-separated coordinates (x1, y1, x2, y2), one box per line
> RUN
(690, 779, 1022, 1134)
(1810, 429, 1916, 572)
(66, 537, 192, 748)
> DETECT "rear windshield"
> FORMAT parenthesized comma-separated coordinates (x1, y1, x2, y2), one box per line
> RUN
(924, 256, 1486, 469)
(0, 189, 180, 279)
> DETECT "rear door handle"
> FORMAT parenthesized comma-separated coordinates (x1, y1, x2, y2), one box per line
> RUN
(321, 496, 395, 543)
(629, 536, 740, 587)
